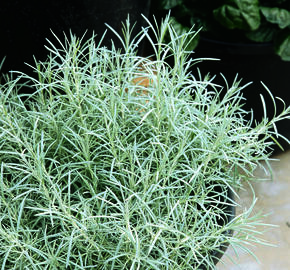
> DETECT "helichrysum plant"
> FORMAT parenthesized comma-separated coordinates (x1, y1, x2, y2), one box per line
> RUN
(0, 15, 289, 269)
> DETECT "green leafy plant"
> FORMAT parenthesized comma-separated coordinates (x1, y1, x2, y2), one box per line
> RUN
(0, 15, 289, 269)
(157, 0, 290, 60)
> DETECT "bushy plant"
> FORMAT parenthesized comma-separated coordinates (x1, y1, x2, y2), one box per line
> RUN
(0, 15, 289, 269)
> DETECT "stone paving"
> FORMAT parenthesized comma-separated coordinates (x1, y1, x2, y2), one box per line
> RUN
(217, 149, 290, 270)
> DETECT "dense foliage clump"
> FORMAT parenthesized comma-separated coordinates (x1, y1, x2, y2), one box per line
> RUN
(0, 16, 289, 269)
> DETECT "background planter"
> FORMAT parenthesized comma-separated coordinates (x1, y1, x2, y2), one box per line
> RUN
(0, 0, 151, 80)
(193, 38, 290, 154)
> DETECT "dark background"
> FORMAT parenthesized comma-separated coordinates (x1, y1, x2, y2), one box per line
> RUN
(0, 0, 151, 76)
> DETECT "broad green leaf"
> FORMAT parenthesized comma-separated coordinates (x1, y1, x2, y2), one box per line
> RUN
(275, 31, 290, 61)
(160, 0, 184, 9)
(245, 25, 277, 43)
(213, 0, 261, 31)
(261, 7, 290, 29)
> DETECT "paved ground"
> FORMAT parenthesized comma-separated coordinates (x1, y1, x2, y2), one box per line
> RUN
(217, 149, 290, 270)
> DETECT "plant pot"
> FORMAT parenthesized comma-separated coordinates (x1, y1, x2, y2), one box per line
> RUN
(201, 185, 235, 268)
(192, 37, 290, 154)
(0, 0, 151, 78)
(212, 187, 235, 266)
